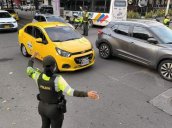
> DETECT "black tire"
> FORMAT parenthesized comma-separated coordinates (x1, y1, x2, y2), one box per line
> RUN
(158, 60, 172, 81)
(21, 44, 30, 57)
(99, 43, 111, 59)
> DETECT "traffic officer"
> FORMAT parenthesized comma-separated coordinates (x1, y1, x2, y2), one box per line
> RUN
(163, 15, 171, 27)
(80, 6, 89, 36)
(26, 52, 99, 128)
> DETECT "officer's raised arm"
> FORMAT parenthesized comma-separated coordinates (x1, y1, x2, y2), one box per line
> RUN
(56, 76, 99, 100)
(26, 52, 41, 81)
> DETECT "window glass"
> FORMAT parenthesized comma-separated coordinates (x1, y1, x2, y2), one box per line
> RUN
(94, 0, 110, 13)
(133, 26, 152, 40)
(0, 12, 11, 18)
(33, 27, 47, 44)
(34, 16, 39, 20)
(83, 0, 92, 11)
(111, 24, 118, 31)
(150, 26, 172, 44)
(40, 16, 46, 21)
(115, 25, 130, 36)
(25, 26, 33, 36)
(63, 0, 71, 10)
(114, 0, 126, 7)
(76, 0, 83, 10)
(45, 26, 82, 42)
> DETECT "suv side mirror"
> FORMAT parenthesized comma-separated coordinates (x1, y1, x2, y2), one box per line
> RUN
(36, 38, 42, 43)
(147, 37, 158, 44)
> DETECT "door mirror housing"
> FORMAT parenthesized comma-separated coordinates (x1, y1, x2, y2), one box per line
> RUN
(147, 37, 158, 44)
(36, 38, 42, 43)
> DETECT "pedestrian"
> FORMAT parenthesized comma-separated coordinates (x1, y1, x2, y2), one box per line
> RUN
(26, 52, 99, 128)
(80, 6, 89, 36)
(163, 14, 171, 27)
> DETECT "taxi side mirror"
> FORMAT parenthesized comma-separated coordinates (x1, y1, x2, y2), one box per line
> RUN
(36, 38, 42, 43)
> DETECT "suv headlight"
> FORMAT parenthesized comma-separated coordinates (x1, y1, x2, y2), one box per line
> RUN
(56, 48, 71, 57)
(13, 21, 17, 23)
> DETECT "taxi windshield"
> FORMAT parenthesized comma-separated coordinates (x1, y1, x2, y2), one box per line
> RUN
(45, 26, 82, 42)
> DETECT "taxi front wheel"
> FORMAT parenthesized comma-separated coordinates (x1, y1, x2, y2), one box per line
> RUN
(21, 44, 30, 57)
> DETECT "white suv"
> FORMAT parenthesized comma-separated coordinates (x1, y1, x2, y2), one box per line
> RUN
(0, 10, 18, 31)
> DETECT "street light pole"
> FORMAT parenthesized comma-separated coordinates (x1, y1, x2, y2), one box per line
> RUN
(165, 0, 170, 16)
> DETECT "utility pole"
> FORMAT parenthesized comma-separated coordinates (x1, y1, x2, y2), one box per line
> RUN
(165, 0, 170, 16)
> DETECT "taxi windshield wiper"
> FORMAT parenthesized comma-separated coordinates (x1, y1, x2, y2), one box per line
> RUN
(53, 40, 62, 42)
(64, 38, 79, 41)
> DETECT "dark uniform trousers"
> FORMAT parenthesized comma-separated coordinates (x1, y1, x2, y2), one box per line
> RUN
(38, 101, 64, 128)
(37, 73, 66, 128)
(83, 22, 88, 36)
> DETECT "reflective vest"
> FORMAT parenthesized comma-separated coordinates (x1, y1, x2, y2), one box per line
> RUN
(37, 73, 63, 104)
(163, 18, 170, 27)
(83, 11, 89, 22)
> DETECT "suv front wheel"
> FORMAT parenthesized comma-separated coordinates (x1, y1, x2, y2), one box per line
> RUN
(99, 43, 111, 59)
(158, 60, 172, 81)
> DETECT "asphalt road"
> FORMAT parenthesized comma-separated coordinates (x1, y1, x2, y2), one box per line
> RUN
(0, 12, 172, 128)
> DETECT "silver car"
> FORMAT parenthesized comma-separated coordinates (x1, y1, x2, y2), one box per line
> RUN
(32, 14, 74, 29)
(96, 20, 172, 81)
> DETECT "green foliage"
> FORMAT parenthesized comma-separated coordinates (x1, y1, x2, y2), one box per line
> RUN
(127, 11, 140, 19)
(145, 11, 155, 18)
(155, 9, 165, 17)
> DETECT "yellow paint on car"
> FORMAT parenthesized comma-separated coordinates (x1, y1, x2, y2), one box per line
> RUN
(18, 22, 95, 71)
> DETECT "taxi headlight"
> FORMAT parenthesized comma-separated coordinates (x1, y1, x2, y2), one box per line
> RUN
(56, 48, 71, 57)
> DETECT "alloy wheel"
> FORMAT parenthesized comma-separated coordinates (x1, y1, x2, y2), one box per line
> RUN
(99, 43, 111, 59)
(159, 60, 172, 81)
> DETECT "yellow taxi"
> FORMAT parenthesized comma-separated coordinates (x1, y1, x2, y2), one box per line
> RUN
(18, 22, 95, 71)
(5, 9, 19, 21)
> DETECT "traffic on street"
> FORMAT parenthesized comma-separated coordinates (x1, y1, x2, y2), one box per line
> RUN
(1, 0, 172, 127)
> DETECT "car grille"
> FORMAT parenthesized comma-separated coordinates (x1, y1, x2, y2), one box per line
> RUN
(71, 49, 92, 55)
(74, 54, 93, 64)
(0, 24, 14, 28)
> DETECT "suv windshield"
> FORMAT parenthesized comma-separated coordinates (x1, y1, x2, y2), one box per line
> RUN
(5, 9, 15, 13)
(150, 26, 172, 44)
(0, 12, 11, 18)
(45, 26, 82, 42)
(46, 16, 65, 23)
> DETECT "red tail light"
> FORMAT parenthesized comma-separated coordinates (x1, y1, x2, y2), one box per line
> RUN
(98, 29, 103, 35)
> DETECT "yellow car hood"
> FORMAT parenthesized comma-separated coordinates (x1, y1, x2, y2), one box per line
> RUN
(55, 37, 92, 53)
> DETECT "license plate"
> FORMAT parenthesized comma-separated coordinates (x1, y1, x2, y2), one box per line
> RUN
(4, 25, 10, 28)
(81, 58, 89, 66)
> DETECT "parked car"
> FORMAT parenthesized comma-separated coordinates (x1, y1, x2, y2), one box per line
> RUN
(39, 5, 53, 14)
(5, 9, 19, 21)
(32, 14, 74, 29)
(18, 22, 95, 71)
(0, 10, 18, 31)
(96, 20, 172, 81)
